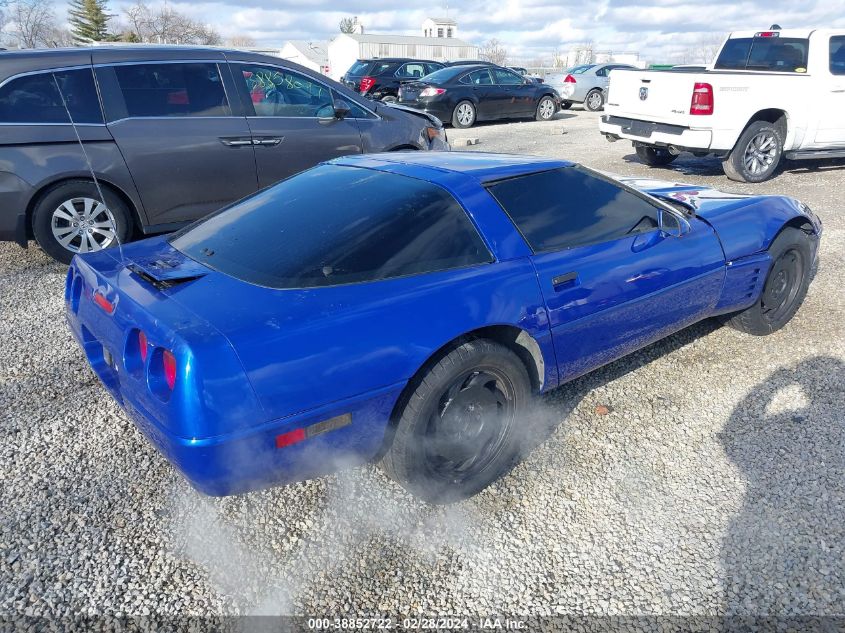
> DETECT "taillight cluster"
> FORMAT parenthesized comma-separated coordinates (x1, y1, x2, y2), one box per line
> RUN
(690, 82, 714, 115)
(359, 76, 376, 93)
(419, 87, 446, 97)
(126, 329, 177, 397)
(564, 74, 577, 83)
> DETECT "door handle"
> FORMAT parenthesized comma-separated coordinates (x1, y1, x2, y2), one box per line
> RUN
(219, 137, 253, 147)
(552, 271, 579, 290)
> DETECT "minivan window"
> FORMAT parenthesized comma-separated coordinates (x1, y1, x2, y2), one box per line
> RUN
(171, 165, 493, 289)
(831, 36, 845, 75)
(715, 37, 809, 72)
(113, 63, 229, 117)
(487, 167, 660, 252)
(0, 68, 102, 124)
(235, 64, 334, 118)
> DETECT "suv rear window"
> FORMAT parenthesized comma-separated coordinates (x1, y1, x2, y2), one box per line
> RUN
(0, 68, 103, 124)
(171, 165, 493, 288)
(346, 61, 372, 76)
(715, 37, 809, 72)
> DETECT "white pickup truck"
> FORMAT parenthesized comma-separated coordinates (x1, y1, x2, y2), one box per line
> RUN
(599, 28, 845, 182)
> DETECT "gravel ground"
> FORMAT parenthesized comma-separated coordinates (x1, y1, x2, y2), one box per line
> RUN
(1, 108, 844, 623)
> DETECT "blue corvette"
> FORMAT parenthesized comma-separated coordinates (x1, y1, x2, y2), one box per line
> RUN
(65, 153, 821, 502)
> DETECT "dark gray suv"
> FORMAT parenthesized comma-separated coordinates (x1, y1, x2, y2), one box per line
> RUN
(0, 46, 449, 262)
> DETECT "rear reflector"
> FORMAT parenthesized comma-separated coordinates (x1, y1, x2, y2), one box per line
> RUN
(275, 428, 306, 448)
(93, 291, 115, 314)
(275, 413, 352, 449)
(163, 350, 176, 390)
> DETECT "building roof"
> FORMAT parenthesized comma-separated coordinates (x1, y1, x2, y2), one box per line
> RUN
(340, 33, 474, 47)
(427, 17, 457, 25)
(285, 40, 328, 65)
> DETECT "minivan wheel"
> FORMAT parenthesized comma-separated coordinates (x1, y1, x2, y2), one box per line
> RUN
(723, 120, 784, 183)
(32, 181, 131, 264)
(584, 89, 604, 112)
(380, 339, 531, 503)
(452, 101, 476, 128)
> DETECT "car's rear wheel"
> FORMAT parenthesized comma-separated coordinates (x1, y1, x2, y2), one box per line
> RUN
(726, 227, 813, 335)
(722, 120, 784, 183)
(32, 181, 131, 264)
(535, 96, 556, 121)
(381, 339, 531, 503)
(584, 89, 604, 112)
(380, 95, 397, 103)
(452, 100, 476, 128)
(636, 145, 678, 167)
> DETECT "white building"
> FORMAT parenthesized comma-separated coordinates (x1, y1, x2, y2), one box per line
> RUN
(280, 40, 330, 75)
(421, 17, 457, 39)
(327, 32, 478, 81)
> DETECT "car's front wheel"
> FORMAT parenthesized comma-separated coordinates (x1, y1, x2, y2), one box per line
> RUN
(32, 180, 131, 264)
(584, 89, 604, 112)
(535, 96, 556, 121)
(722, 120, 784, 183)
(726, 227, 813, 335)
(636, 145, 678, 167)
(381, 339, 531, 503)
(452, 100, 476, 128)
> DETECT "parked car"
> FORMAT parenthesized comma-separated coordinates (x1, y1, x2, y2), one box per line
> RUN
(508, 66, 544, 83)
(600, 27, 845, 182)
(66, 152, 821, 503)
(0, 47, 448, 263)
(340, 58, 444, 103)
(548, 63, 636, 111)
(398, 64, 561, 128)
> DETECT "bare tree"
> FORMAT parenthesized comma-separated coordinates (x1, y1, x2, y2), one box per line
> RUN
(678, 32, 725, 65)
(227, 34, 255, 48)
(338, 16, 355, 33)
(45, 26, 74, 47)
(480, 38, 508, 65)
(122, 1, 221, 45)
(9, 0, 57, 48)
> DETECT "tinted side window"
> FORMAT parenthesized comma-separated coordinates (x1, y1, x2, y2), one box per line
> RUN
(113, 63, 229, 117)
(331, 89, 374, 119)
(425, 63, 445, 75)
(0, 68, 102, 124)
(236, 64, 334, 118)
(493, 69, 523, 85)
(595, 67, 608, 77)
(487, 167, 660, 252)
(831, 36, 845, 75)
(466, 69, 493, 85)
(398, 63, 427, 78)
(171, 165, 493, 288)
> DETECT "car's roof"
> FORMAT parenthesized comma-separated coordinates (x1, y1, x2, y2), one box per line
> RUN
(331, 152, 574, 183)
(359, 57, 439, 63)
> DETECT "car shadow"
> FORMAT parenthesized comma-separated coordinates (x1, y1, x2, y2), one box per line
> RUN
(718, 356, 845, 617)
(521, 318, 722, 453)
(621, 152, 845, 181)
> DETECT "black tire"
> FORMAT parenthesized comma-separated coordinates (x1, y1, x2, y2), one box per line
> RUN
(381, 339, 532, 503)
(32, 180, 132, 264)
(726, 227, 813, 336)
(380, 95, 397, 103)
(635, 145, 678, 167)
(535, 95, 556, 121)
(584, 89, 604, 112)
(722, 120, 784, 183)
(451, 100, 476, 129)
(561, 101, 573, 110)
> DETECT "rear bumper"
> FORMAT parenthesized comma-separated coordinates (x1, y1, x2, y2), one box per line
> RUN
(600, 115, 714, 152)
(398, 100, 453, 122)
(65, 256, 402, 496)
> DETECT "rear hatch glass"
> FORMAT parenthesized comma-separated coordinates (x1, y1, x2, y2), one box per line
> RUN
(715, 37, 809, 72)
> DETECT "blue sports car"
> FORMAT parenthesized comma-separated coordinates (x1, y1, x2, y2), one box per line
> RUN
(65, 153, 821, 503)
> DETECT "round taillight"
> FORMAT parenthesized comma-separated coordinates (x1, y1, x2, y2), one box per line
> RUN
(138, 331, 148, 362)
(163, 350, 176, 390)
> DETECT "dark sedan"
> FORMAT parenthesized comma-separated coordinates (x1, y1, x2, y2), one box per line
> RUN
(398, 64, 561, 128)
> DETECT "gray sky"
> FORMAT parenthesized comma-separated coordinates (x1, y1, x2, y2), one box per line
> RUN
(107, 0, 845, 63)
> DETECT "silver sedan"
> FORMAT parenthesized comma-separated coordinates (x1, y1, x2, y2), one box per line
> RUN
(544, 63, 635, 112)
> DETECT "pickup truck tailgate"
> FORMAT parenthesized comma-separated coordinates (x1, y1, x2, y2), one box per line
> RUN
(606, 70, 698, 125)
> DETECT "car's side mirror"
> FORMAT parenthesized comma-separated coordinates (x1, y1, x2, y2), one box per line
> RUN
(659, 210, 691, 238)
(333, 99, 351, 120)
